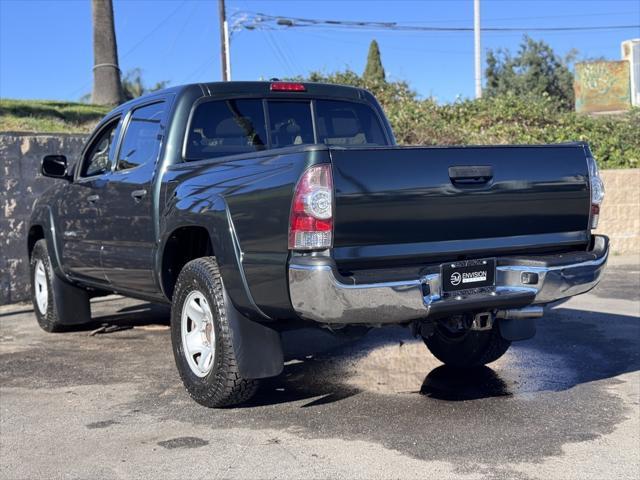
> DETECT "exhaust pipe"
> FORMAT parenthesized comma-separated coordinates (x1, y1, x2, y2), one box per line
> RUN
(495, 306, 544, 320)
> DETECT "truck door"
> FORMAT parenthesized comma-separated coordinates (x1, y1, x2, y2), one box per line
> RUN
(58, 116, 121, 283)
(98, 99, 167, 295)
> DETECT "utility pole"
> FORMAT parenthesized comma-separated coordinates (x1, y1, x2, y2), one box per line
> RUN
(218, 0, 231, 81)
(473, 0, 482, 98)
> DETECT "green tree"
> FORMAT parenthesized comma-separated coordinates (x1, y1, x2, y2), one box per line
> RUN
(363, 40, 386, 83)
(121, 68, 169, 101)
(485, 35, 576, 109)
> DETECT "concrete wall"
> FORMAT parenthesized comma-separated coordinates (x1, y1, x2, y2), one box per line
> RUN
(599, 169, 640, 255)
(0, 132, 638, 305)
(1, 133, 87, 305)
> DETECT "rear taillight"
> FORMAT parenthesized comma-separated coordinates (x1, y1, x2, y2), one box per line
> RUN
(587, 156, 605, 229)
(289, 164, 333, 250)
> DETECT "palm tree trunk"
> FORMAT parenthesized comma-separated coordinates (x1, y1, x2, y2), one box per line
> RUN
(91, 0, 123, 105)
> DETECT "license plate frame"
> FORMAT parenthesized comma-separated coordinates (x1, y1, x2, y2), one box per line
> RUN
(441, 258, 496, 293)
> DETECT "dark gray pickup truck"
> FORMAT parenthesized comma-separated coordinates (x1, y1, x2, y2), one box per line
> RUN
(29, 81, 608, 406)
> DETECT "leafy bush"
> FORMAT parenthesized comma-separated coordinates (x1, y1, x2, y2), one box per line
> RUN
(298, 70, 639, 169)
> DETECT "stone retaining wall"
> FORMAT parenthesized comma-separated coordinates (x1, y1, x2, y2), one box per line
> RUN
(1, 133, 87, 304)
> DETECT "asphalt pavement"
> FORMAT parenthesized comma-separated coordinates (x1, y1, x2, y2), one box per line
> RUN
(1, 256, 638, 480)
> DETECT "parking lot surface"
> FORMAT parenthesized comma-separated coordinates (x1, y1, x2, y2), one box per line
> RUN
(1, 257, 639, 480)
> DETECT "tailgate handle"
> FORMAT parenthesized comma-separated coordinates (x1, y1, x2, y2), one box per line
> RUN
(449, 166, 493, 185)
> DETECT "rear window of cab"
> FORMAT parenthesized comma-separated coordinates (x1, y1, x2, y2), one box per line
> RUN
(185, 98, 388, 161)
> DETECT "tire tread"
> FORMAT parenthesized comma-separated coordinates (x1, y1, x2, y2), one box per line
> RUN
(30, 239, 65, 332)
(423, 323, 511, 368)
(171, 256, 258, 407)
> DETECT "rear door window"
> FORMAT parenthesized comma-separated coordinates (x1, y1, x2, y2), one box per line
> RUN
(185, 99, 267, 160)
(267, 101, 315, 148)
(315, 100, 386, 146)
(117, 101, 166, 170)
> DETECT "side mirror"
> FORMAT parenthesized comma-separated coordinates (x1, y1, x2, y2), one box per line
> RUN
(42, 155, 71, 180)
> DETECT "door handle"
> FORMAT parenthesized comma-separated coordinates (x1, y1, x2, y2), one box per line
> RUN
(131, 189, 148, 201)
(448, 166, 493, 185)
(87, 194, 100, 203)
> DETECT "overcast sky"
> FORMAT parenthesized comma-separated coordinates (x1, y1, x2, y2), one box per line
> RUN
(1, 0, 639, 103)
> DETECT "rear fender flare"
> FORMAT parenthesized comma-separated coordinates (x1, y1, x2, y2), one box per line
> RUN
(159, 194, 270, 322)
(160, 195, 283, 378)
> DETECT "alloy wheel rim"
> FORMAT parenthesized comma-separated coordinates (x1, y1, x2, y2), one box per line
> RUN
(181, 290, 215, 377)
(34, 260, 48, 314)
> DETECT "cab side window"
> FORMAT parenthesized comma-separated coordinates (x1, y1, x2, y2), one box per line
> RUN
(117, 101, 166, 171)
(80, 117, 120, 178)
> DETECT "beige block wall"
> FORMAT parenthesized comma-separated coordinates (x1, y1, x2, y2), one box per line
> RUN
(599, 169, 640, 255)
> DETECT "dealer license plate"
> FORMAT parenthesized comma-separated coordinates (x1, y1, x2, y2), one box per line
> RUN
(441, 259, 496, 293)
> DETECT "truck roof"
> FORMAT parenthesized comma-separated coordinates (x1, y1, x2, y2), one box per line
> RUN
(199, 81, 366, 99)
(117, 80, 368, 111)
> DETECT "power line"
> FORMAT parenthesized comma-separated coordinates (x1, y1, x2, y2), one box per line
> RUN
(120, 0, 190, 59)
(166, 1, 198, 60)
(259, 30, 289, 77)
(264, 30, 296, 77)
(237, 11, 639, 33)
(68, 0, 190, 99)
(276, 31, 305, 74)
(300, 31, 472, 55)
(181, 57, 216, 84)
(400, 11, 640, 24)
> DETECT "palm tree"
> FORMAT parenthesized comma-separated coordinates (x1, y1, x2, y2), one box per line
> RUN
(91, 0, 123, 105)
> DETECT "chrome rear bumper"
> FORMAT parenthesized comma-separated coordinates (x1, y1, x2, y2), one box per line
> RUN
(288, 235, 609, 325)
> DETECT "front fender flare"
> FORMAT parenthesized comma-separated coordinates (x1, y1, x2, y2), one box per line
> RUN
(28, 204, 67, 281)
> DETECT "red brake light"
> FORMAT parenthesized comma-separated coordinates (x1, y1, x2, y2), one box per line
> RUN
(270, 82, 306, 92)
(289, 164, 333, 250)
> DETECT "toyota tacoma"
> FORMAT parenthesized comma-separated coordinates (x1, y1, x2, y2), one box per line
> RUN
(28, 81, 608, 406)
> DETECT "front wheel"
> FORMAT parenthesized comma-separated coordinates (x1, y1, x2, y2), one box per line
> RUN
(30, 239, 92, 332)
(422, 320, 511, 368)
(30, 239, 64, 332)
(170, 256, 259, 407)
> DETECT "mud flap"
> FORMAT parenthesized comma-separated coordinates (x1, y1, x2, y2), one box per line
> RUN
(225, 290, 284, 379)
(498, 318, 536, 341)
(52, 273, 92, 325)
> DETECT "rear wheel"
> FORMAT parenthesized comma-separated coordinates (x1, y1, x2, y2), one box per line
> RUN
(422, 319, 511, 368)
(170, 256, 259, 407)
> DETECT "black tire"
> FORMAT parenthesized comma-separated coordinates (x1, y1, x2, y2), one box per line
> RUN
(170, 256, 259, 407)
(423, 322, 511, 368)
(30, 239, 65, 332)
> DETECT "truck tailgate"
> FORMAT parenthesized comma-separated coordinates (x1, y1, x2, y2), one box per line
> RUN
(330, 145, 591, 268)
